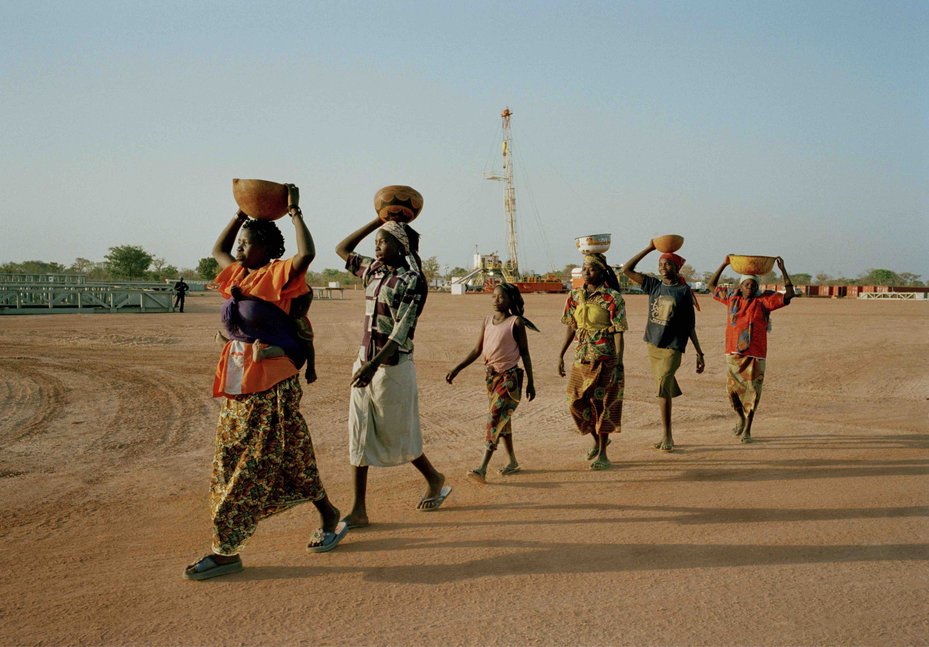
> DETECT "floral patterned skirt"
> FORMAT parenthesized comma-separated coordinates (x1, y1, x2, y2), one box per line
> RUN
(726, 354, 766, 416)
(210, 375, 326, 555)
(566, 358, 623, 436)
(485, 366, 523, 446)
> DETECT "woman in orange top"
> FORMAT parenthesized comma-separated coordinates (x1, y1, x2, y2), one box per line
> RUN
(185, 185, 347, 581)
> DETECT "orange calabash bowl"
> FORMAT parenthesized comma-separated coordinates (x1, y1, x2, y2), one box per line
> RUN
(652, 234, 684, 253)
(232, 178, 289, 221)
(374, 185, 423, 223)
(729, 255, 776, 275)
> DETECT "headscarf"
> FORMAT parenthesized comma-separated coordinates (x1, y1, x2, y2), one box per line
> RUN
(740, 275, 762, 297)
(380, 221, 411, 256)
(377, 220, 428, 316)
(583, 253, 622, 292)
(659, 252, 685, 271)
(659, 252, 700, 311)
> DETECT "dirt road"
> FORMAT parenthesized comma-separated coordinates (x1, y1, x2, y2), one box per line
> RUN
(1, 291, 926, 646)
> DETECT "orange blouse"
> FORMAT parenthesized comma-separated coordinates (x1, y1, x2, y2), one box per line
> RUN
(212, 258, 309, 397)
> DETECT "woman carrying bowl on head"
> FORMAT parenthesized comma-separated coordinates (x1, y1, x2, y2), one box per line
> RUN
(335, 186, 450, 529)
(707, 255, 794, 443)
(623, 237, 705, 453)
(558, 250, 628, 470)
(185, 183, 347, 581)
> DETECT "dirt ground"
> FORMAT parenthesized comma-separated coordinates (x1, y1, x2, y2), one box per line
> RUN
(1, 290, 927, 646)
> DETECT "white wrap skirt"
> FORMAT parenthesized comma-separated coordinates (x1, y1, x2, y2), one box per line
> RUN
(348, 349, 423, 467)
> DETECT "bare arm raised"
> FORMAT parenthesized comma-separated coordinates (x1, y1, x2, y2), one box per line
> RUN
(707, 256, 730, 292)
(336, 217, 382, 262)
(777, 256, 795, 305)
(212, 211, 247, 270)
(286, 185, 315, 276)
(622, 241, 656, 285)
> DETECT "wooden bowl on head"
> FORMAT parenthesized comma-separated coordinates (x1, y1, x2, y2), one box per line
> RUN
(232, 179, 289, 220)
(729, 255, 776, 275)
(652, 234, 684, 253)
(375, 185, 423, 223)
(576, 233, 612, 255)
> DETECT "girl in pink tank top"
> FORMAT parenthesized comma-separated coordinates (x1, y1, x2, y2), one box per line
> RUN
(446, 283, 538, 483)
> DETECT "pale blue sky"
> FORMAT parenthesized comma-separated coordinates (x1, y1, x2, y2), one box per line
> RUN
(2, 0, 927, 278)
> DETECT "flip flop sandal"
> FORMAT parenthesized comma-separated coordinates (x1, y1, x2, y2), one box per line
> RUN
(589, 458, 612, 471)
(586, 438, 612, 460)
(417, 484, 453, 511)
(184, 554, 243, 581)
(498, 464, 521, 475)
(307, 521, 349, 553)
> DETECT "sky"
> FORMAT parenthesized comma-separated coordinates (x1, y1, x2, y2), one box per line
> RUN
(2, 0, 927, 280)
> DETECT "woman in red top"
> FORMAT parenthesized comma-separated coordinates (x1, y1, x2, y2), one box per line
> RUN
(185, 186, 346, 581)
(708, 256, 795, 443)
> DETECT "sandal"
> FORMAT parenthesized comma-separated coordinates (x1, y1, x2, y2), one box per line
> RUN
(498, 464, 521, 476)
(184, 554, 243, 581)
(586, 438, 611, 460)
(590, 458, 612, 471)
(307, 521, 349, 553)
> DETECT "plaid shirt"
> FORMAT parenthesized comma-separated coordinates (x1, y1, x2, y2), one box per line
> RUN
(346, 253, 423, 363)
(562, 286, 628, 363)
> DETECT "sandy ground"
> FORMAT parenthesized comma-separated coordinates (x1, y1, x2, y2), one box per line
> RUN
(1, 290, 927, 646)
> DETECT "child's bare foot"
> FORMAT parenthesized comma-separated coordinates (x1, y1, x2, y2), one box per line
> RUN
(467, 468, 486, 484)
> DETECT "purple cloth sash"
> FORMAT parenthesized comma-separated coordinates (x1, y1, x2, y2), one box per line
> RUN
(220, 286, 306, 369)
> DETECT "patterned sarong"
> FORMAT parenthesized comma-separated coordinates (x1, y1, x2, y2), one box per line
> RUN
(210, 375, 325, 555)
(726, 354, 766, 416)
(566, 358, 623, 435)
(485, 366, 523, 446)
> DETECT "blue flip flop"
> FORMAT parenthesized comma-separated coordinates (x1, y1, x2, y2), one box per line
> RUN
(417, 484, 453, 511)
(184, 554, 243, 581)
(307, 521, 349, 553)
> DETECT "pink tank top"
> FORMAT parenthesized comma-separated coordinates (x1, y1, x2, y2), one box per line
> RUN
(483, 315, 521, 373)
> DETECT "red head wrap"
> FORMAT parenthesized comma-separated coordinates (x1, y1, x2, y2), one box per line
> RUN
(659, 252, 686, 270)
(658, 252, 700, 310)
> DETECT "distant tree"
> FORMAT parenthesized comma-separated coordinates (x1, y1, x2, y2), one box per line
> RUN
(860, 268, 900, 286)
(420, 256, 441, 281)
(791, 272, 812, 285)
(559, 263, 579, 281)
(197, 257, 220, 280)
(104, 245, 153, 280)
(69, 257, 96, 274)
(679, 264, 696, 282)
(897, 272, 923, 286)
(815, 272, 832, 285)
(0, 260, 67, 275)
(449, 266, 469, 277)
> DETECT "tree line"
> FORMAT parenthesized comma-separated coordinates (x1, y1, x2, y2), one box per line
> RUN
(1, 246, 924, 288)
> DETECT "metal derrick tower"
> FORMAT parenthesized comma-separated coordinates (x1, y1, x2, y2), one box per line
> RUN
(484, 107, 520, 280)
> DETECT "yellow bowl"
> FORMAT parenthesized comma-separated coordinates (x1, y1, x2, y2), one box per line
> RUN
(375, 185, 423, 223)
(652, 234, 684, 253)
(232, 178, 289, 220)
(729, 255, 776, 275)
(576, 233, 611, 255)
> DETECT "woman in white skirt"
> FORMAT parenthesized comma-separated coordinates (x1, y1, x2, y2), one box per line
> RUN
(335, 193, 450, 528)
